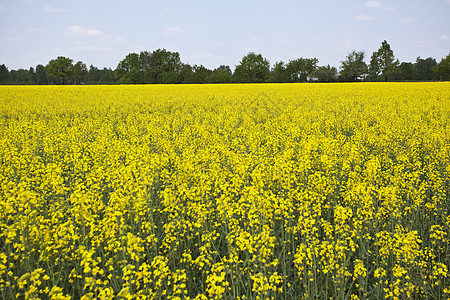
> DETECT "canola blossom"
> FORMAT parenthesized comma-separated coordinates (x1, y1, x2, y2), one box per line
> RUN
(0, 83, 449, 299)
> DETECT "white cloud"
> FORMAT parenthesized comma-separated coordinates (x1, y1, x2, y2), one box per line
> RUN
(65, 26, 122, 45)
(365, 1, 395, 10)
(0, 5, 6, 11)
(42, 5, 70, 13)
(447, 0, 450, 4)
(86, 29, 103, 37)
(356, 14, 372, 21)
(366, 1, 382, 8)
(66, 26, 104, 38)
(402, 18, 414, 23)
(163, 27, 183, 35)
(440, 34, 449, 40)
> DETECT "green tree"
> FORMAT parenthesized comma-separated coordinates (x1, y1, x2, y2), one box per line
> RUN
(286, 57, 318, 82)
(115, 49, 183, 84)
(415, 57, 437, 81)
(115, 53, 141, 83)
(88, 66, 116, 84)
(9, 68, 35, 84)
(233, 52, 270, 83)
(270, 61, 289, 83)
(433, 53, 450, 81)
(72, 61, 88, 84)
(46, 56, 74, 84)
(139, 51, 153, 83)
(339, 50, 367, 81)
(395, 62, 417, 81)
(0, 64, 9, 83)
(99, 68, 115, 83)
(209, 65, 232, 83)
(180, 64, 194, 83)
(35, 64, 48, 84)
(9, 69, 30, 84)
(369, 40, 398, 81)
(28, 67, 36, 84)
(188, 65, 211, 84)
(369, 54, 380, 81)
(149, 49, 182, 84)
(87, 65, 102, 83)
(311, 65, 338, 82)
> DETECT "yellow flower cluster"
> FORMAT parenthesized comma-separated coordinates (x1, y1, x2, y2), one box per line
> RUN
(0, 83, 449, 299)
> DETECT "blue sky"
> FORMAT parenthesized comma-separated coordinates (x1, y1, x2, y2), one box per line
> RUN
(1, 0, 449, 70)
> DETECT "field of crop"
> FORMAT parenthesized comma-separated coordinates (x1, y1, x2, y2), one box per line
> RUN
(0, 83, 449, 299)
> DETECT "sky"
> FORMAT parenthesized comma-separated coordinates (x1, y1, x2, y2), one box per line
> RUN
(0, 0, 449, 71)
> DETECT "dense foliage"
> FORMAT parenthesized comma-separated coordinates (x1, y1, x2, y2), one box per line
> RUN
(0, 41, 448, 84)
(1, 83, 449, 299)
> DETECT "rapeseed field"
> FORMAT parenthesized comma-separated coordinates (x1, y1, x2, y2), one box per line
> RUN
(0, 83, 449, 299)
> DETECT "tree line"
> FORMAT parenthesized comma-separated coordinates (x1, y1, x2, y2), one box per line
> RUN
(1, 40, 449, 85)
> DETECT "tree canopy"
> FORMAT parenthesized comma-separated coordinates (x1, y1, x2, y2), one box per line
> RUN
(415, 57, 438, 81)
(286, 58, 319, 83)
(369, 40, 399, 82)
(209, 65, 232, 83)
(433, 53, 450, 81)
(232, 52, 270, 83)
(311, 65, 338, 82)
(0, 42, 447, 85)
(46, 56, 74, 84)
(339, 51, 367, 82)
